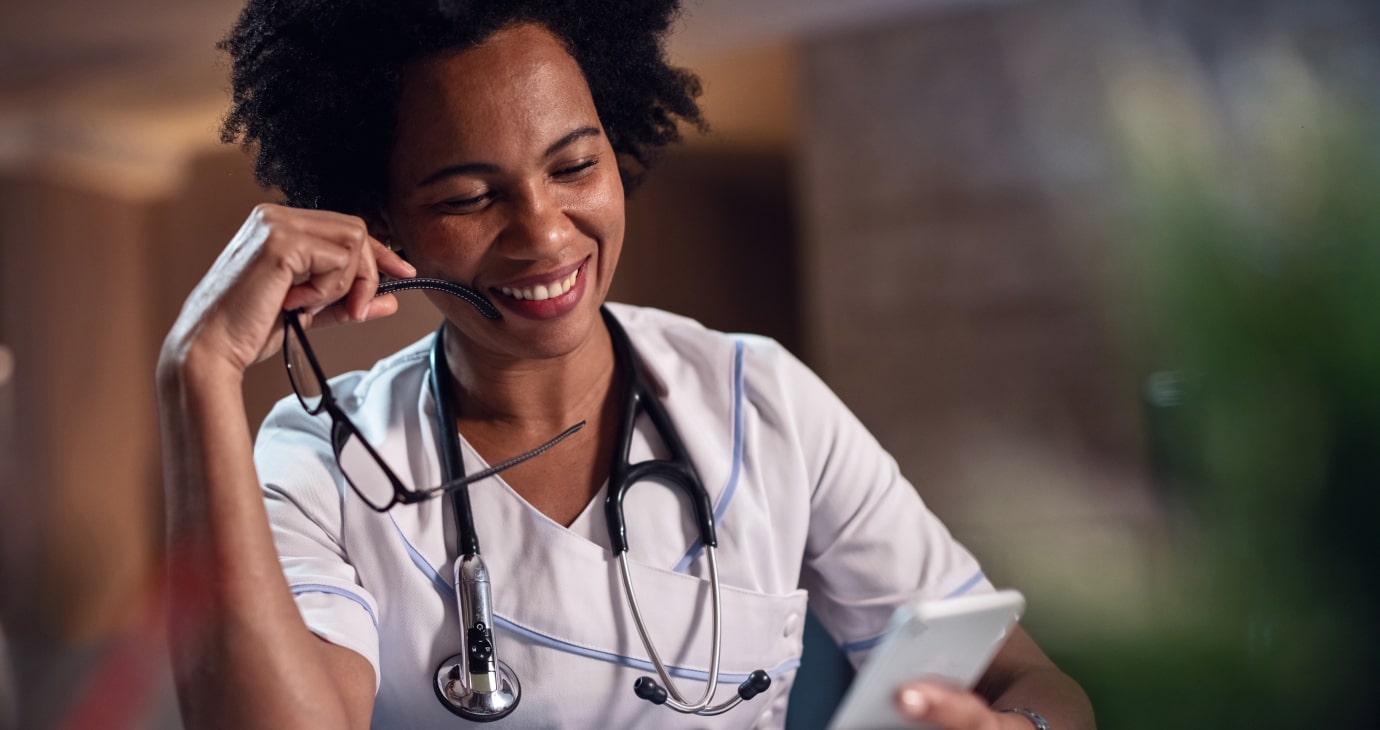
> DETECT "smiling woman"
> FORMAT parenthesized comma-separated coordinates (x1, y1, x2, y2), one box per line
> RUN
(156, 2, 1092, 729)
(383, 26, 626, 362)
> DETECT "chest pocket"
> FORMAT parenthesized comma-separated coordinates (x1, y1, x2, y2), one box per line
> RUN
(484, 501, 808, 680)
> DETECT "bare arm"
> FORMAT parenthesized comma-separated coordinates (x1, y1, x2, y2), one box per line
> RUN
(977, 626, 1095, 729)
(158, 204, 411, 730)
(894, 625, 1095, 730)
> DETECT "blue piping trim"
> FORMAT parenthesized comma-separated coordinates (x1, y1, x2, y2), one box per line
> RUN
(291, 583, 379, 628)
(386, 504, 803, 683)
(389, 346, 799, 683)
(389, 512, 451, 599)
(944, 570, 986, 599)
(838, 571, 990, 653)
(840, 633, 886, 654)
(495, 613, 800, 683)
(672, 339, 746, 573)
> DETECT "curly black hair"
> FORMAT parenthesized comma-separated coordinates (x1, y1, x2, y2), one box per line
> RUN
(219, 0, 705, 212)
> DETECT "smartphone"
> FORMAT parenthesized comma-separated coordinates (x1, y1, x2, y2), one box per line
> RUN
(826, 589, 1026, 730)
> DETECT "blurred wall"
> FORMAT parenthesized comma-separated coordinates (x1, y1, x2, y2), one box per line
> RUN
(0, 174, 161, 641)
(797, 0, 1163, 644)
(0, 344, 15, 729)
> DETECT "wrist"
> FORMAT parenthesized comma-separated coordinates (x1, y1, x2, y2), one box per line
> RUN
(158, 332, 247, 394)
(997, 707, 1050, 730)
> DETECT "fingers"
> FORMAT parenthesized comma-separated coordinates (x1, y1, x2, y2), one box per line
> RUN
(176, 204, 413, 373)
(373, 237, 416, 280)
(307, 294, 400, 330)
(343, 235, 380, 322)
(895, 682, 1008, 730)
(328, 232, 414, 322)
(258, 206, 390, 319)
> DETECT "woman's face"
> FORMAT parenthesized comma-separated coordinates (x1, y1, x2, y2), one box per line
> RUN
(382, 23, 625, 362)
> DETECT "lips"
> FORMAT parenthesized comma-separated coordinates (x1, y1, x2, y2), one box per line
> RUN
(497, 265, 580, 301)
(488, 258, 589, 320)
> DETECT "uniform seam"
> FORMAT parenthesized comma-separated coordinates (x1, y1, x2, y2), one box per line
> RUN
(672, 337, 746, 573)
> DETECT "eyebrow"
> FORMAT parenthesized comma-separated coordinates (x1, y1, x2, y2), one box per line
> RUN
(543, 126, 601, 158)
(416, 126, 603, 188)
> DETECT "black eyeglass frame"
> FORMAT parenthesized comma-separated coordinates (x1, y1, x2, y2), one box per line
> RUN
(281, 308, 580, 512)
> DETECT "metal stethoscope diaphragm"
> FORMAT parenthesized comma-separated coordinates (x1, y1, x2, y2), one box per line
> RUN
(432, 554, 521, 721)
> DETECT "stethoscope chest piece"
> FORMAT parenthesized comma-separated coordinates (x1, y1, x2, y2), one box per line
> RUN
(434, 653, 521, 722)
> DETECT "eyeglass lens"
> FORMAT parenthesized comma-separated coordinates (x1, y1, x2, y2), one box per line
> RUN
(335, 426, 400, 511)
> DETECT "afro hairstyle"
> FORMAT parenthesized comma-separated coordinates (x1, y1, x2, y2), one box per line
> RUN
(219, 0, 705, 213)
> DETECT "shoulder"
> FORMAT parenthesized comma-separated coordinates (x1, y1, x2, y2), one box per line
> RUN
(606, 302, 827, 425)
(605, 302, 802, 383)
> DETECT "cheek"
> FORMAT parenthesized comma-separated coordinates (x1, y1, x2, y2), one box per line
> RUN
(399, 217, 493, 276)
(575, 174, 626, 240)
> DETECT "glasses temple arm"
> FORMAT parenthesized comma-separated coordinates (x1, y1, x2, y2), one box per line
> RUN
(421, 421, 584, 498)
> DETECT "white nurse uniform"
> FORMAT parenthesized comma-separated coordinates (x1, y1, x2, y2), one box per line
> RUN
(254, 303, 992, 729)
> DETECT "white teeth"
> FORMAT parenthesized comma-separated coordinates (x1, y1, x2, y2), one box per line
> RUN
(501, 267, 580, 302)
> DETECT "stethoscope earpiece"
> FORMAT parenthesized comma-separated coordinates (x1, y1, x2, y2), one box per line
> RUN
(738, 670, 773, 700)
(634, 676, 669, 705)
(633, 669, 772, 714)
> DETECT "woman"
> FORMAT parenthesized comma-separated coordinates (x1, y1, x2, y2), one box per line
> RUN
(157, 1, 1094, 728)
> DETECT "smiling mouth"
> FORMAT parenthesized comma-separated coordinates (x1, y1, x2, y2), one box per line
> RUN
(496, 264, 582, 302)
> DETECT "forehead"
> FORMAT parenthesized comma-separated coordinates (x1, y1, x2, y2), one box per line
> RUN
(392, 23, 600, 165)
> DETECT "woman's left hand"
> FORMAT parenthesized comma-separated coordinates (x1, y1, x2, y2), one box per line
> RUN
(894, 682, 1032, 729)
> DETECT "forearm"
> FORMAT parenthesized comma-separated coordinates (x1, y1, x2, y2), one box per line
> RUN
(158, 346, 364, 730)
(967, 625, 1094, 730)
(985, 666, 1095, 730)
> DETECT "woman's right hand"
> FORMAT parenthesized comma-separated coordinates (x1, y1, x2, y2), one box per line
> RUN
(156, 202, 405, 730)
(163, 203, 416, 377)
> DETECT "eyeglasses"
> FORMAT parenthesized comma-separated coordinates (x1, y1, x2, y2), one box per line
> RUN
(281, 308, 581, 512)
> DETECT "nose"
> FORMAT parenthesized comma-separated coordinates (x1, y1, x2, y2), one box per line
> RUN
(500, 184, 577, 258)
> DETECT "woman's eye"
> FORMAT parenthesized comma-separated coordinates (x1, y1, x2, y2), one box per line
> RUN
(554, 159, 597, 178)
(436, 192, 490, 212)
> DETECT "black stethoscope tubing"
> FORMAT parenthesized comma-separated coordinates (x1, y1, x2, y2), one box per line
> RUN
(429, 306, 719, 573)
(427, 305, 769, 717)
(600, 308, 718, 555)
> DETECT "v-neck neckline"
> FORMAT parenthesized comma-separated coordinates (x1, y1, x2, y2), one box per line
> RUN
(456, 435, 611, 548)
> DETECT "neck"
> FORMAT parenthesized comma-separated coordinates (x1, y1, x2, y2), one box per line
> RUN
(440, 318, 616, 432)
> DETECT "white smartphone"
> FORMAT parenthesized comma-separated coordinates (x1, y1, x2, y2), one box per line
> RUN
(826, 589, 1026, 730)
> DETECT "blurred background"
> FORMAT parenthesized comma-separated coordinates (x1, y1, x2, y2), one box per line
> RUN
(2, 0, 1378, 728)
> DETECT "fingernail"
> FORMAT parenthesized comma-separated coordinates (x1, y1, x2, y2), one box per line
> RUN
(358, 301, 372, 321)
(897, 687, 927, 716)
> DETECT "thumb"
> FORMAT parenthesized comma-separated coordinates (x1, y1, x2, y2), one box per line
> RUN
(895, 682, 1000, 729)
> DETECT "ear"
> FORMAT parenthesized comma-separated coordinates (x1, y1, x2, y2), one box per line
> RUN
(363, 210, 407, 260)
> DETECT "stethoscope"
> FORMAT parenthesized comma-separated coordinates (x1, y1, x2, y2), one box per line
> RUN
(418, 290, 772, 721)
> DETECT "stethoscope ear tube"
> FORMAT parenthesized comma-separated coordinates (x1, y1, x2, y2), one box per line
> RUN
(431, 328, 481, 556)
(599, 309, 773, 716)
(600, 308, 717, 555)
(620, 545, 773, 716)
